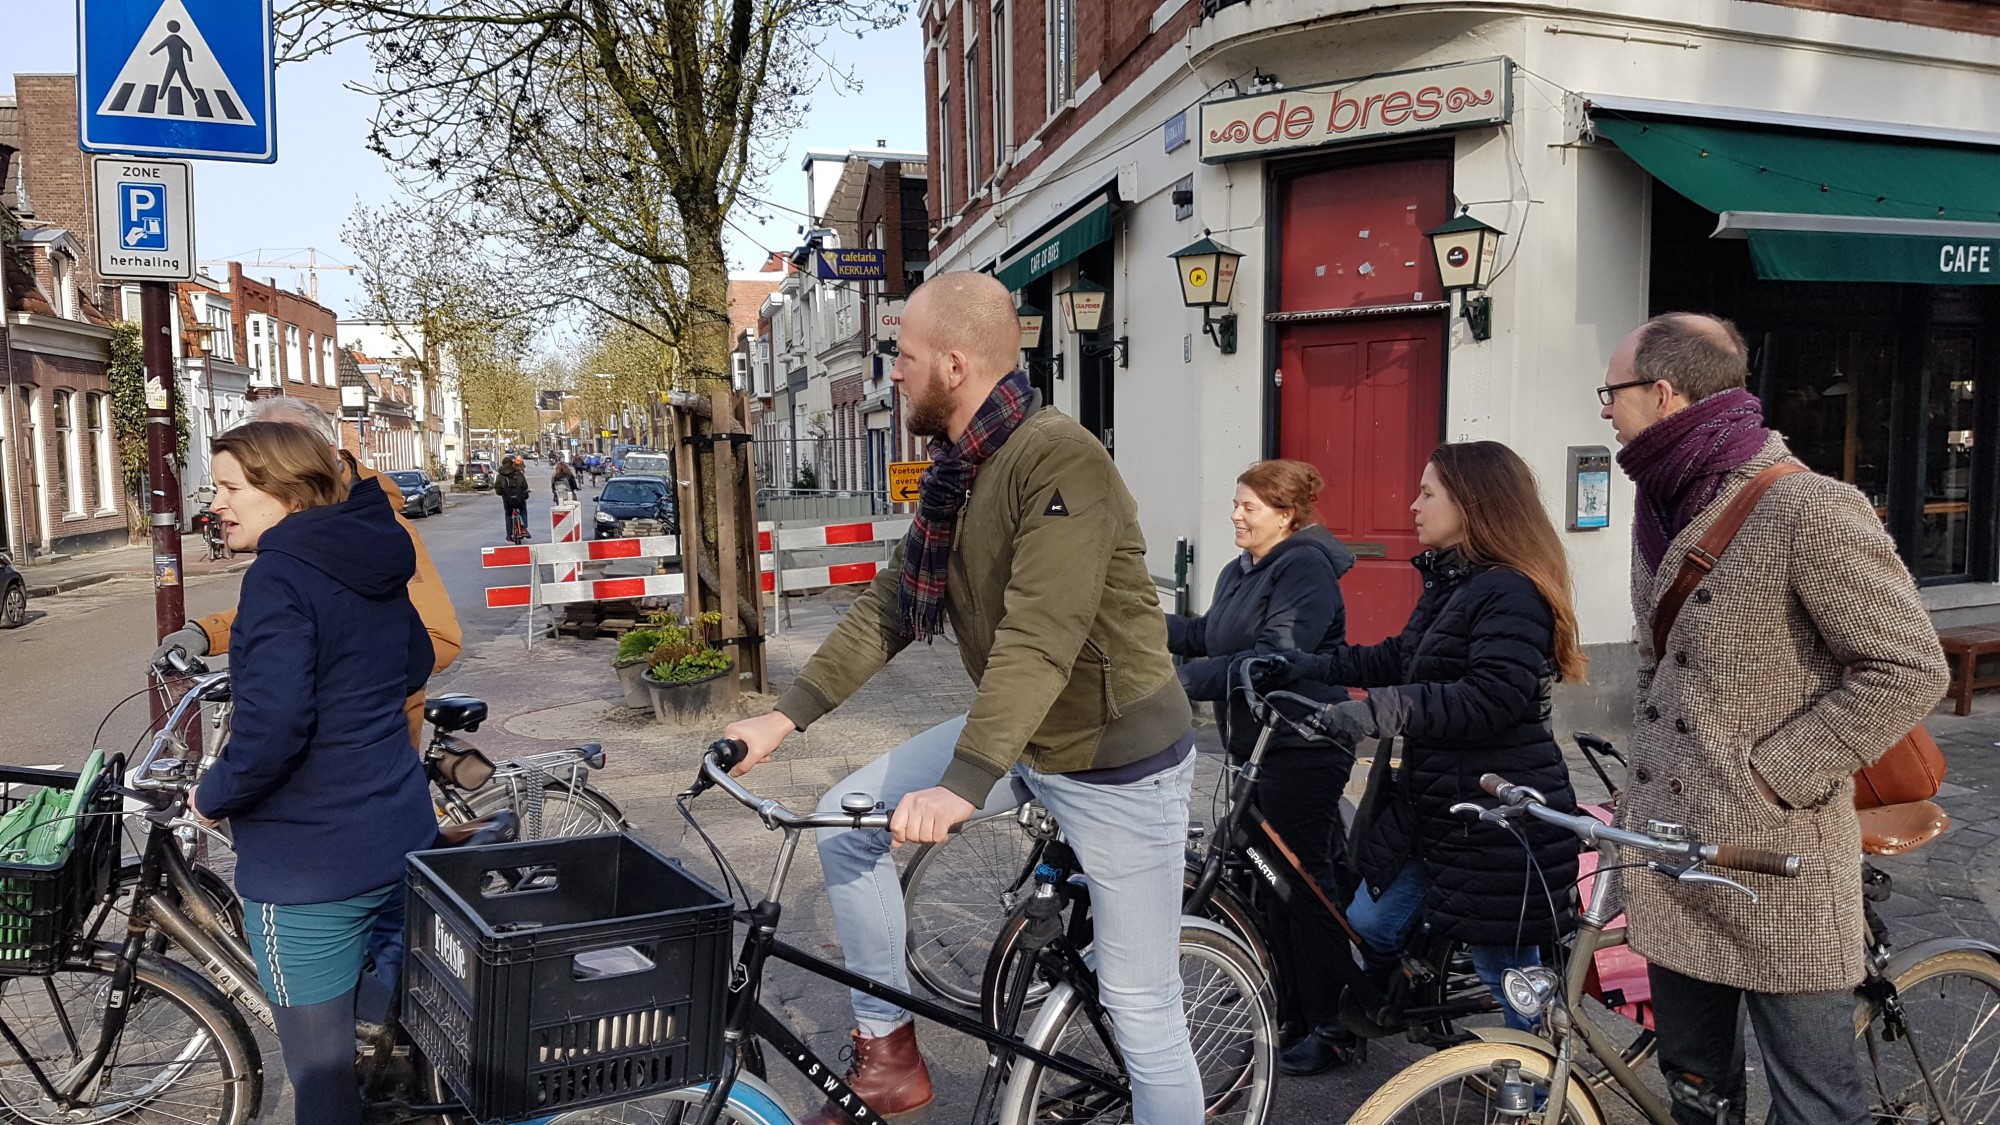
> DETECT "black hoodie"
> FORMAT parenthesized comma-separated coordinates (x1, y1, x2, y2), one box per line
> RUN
(195, 478, 439, 905)
(1166, 523, 1356, 758)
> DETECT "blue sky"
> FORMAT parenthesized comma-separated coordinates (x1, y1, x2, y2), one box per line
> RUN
(3, 5, 924, 318)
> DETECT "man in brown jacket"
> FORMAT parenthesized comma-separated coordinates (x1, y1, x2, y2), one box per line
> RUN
(722, 272, 1200, 1125)
(1601, 312, 1948, 1124)
(154, 397, 462, 747)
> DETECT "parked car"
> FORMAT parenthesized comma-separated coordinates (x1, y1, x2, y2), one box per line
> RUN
(387, 470, 445, 519)
(592, 474, 677, 539)
(1, 554, 26, 629)
(465, 460, 496, 490)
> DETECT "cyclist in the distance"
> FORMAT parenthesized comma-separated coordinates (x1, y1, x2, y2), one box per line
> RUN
(723, 272, 1203, 1125)
(495, 455, 531, 543)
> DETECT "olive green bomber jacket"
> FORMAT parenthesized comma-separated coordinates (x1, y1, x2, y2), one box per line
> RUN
(774, 407, 1193, 804)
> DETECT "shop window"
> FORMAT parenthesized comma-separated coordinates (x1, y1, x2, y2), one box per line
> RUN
(1917, 331, 1979, 580)
(1760, 330, 1895, 511)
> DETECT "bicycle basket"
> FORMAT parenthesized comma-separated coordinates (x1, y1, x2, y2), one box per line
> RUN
(0, 756, 121, 975)
(402, 833, 732, 1123)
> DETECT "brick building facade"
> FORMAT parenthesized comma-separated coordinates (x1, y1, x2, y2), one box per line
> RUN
(1, 76, 127, 559)
(228, 262, 342, 418)
(920, 0, 2000, 655)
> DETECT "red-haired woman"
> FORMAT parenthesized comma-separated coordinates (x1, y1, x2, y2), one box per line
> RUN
(1262, 441, 1586, 1031)
(1166, 458, 1359, 1073)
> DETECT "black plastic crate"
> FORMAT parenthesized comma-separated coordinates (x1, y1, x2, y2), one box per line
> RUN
(0, 762, 120, 976)
(403, 833, 733, 1123)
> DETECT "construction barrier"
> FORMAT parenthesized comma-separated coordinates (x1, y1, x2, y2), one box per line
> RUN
(478, 516, 914, 643)
(551, 502, 582, 582)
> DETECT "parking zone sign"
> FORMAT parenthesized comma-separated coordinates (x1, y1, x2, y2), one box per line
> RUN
(92, 157, 195, 281)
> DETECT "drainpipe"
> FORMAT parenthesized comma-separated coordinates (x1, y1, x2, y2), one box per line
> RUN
(1, 263, 22, 561)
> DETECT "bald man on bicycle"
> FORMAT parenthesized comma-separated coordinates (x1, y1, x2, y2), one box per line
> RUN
(723, 272, 1201, 1125)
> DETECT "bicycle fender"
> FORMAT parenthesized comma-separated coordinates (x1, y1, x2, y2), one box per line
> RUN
(1468, 1027, 1562, 1061)
(1876, 935, 2000, 984)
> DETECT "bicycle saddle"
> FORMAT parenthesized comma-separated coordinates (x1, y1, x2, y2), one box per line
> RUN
(435, 809, 519, 849)
(425, 694, 489, 733)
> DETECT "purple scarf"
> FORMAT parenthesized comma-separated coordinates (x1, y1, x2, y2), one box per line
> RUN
(1617, 388, 1772, 570)
(899, 370, 1035, 640)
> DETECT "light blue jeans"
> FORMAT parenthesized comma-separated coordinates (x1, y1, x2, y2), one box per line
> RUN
(815, 715, 1203, 1125)
(1347, 861, 1543, 1031)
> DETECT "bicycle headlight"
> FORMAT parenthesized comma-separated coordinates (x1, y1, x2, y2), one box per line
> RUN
(1501, 966, 1561, 1022)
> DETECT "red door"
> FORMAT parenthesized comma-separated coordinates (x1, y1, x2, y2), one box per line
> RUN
(1279, 316, 1443, 644)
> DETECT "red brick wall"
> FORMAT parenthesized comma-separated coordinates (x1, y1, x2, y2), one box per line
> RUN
(925, 1, 1200, 254)
(7, 350, 127, 551)
(227, 262, 342, 417)
(12, 76, 102, 301)
(1745, 0, 2000, 33)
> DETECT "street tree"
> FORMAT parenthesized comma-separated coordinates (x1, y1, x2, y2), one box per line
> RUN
(283, 0, 905, 397)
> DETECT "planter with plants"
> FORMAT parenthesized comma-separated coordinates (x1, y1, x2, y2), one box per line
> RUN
(611, 619, 669, 710)
(641, 613, 732, 722)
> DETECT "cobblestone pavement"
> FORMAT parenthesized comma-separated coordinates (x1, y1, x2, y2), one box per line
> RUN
(432, 590, 2000, 1123)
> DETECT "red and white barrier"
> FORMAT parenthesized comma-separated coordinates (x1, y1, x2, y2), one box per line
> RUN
(551, 503, 582, 582)
(756, 518, 910, 553)
(488, 572, 686, 608)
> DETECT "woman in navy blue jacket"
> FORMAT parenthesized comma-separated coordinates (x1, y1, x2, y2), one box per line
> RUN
(1165, 459, 1359, 1075)
(193, 422, 437, 1125)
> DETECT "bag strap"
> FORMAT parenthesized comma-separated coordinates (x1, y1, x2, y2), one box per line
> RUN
(1651, 462, 1807, 658)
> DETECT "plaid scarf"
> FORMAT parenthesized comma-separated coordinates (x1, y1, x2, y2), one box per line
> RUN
(899, 369, 1036, 641)
(1617, 387, 1773, 570)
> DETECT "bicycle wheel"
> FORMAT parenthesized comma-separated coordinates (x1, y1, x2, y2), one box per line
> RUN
(459, 779, 625, 839)
(1346, 1041, 1604, 1125)
(902, 810, 1038, 1007)
(0, 949, 262, 1125)
(1856, 947, 2000, 1124)
(544, 1073, 795, 1124)
(996, 921, 1276, 1125)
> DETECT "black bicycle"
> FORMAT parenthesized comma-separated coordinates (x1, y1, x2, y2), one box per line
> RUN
(596, 738, 1276, 1125)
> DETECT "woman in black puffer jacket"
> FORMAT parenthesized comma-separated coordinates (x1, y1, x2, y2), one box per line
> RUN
(1166, 459, 1357, 1073)
(1262, 441, 1584, 1030)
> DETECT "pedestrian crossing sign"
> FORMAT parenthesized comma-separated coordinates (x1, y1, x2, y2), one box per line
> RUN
(78, 0, 276, 163)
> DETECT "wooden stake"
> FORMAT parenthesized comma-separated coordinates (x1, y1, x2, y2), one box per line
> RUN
(710, 384, 742, 705)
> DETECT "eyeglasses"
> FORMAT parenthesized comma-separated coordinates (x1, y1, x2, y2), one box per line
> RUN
(1596, 378, 1657, 406)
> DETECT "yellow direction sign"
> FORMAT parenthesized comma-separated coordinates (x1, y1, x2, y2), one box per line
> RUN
(888, 460, 928, 503)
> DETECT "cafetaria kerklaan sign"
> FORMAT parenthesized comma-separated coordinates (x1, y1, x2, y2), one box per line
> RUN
(1199, 58, 1513, 163)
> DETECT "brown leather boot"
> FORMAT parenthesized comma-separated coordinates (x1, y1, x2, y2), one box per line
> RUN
(799, 1023, 935, 1124)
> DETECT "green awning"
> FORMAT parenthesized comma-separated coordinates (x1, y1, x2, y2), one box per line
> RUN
(994, 197, 1113, 290)
(1594, 116, 2000, 285)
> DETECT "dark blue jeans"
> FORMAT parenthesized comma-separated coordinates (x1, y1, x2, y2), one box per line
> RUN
(1346, 861, 1542, 1030)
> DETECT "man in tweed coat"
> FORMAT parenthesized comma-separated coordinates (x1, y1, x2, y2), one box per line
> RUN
(1600, 313, 1948, 1125)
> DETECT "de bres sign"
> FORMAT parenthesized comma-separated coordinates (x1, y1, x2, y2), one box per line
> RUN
(78, 0, 277, 162)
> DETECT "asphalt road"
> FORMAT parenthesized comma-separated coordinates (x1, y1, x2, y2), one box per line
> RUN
(0, 467, 552, 768)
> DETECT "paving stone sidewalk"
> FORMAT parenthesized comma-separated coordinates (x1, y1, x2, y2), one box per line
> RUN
(431, 591, 2000, 1122)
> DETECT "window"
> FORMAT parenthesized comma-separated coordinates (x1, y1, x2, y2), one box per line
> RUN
(992, 1, 1010, 171)
(86, 393, 111, 511)
(204, 298, 234, 361)
(52, 391, 80, 515)
(285, 325, 303, 382)
(1046, 0, 1076, 113)
(965, 41, 983, 189)
(934, 44, 952, 213)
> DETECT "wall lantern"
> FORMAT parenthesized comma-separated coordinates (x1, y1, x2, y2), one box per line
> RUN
(1056, 278, 1128, 368)
(1016, 303, 1047, 351)
(1168, 234, 1243, 354)
(1424, 209, 1503, 341)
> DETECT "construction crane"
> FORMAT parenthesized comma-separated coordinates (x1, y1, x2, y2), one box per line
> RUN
(197, 247, 359, 303)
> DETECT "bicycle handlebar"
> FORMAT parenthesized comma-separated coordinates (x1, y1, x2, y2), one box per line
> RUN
(1478, 772, 1800, 878)
(693, 739, 896, 832)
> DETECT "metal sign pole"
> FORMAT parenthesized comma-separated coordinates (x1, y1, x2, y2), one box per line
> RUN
(142, 281, 185, 705)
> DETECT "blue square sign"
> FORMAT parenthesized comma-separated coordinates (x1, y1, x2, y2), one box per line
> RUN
(78, 0, 276, 163)
(118, 181, 170, 251)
